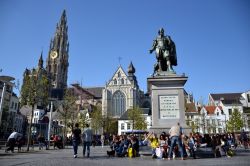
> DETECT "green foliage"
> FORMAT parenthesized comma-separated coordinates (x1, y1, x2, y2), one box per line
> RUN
(78, 111, 87, 129)
(20, 71, 49, 108)
(58, 89, 78, 131)
(190, 121, 199, 133)
(102, 113, 117, 134)
(90, 105, 103, 134)
(57, 89, 78, 147)
(128, 106, 147, 130)
(226, 108, 243, 132)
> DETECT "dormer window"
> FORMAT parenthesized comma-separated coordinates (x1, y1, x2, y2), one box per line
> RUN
(217, 112, 219, 116)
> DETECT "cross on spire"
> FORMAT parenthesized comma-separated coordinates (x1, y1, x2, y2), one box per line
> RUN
(118, 56, 122, 65)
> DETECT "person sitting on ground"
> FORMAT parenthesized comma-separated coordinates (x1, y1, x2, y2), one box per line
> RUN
(187, 132, 197, 159)
(159, 134, 168, 158)
(144, 132, 159, 158)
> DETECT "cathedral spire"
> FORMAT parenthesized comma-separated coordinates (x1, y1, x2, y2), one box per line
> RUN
(46, 10, 69, 90)
(38, 51, 43, 69)
(128, 61, 135, 75)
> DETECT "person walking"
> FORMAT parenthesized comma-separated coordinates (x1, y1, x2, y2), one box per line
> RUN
(82, 124, 93, 158)
(5, 129, 22, 153)
(168, 122, 184, 160)
(72, 123, 81, 158)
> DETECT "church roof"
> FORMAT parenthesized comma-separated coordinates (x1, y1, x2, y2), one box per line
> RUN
(71, 83, 104, 99)
(84, 87, 104, 99)
(107, 66, 132, 86)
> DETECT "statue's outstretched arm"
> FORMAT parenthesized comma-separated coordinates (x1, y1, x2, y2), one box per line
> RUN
(149, 40, 157, 54)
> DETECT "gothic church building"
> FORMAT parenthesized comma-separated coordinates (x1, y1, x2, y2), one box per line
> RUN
(102, 62, 151, 118)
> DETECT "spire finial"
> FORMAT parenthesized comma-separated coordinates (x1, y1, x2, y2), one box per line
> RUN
(118, 57, 122, 66)
(38, 51, 43, 68)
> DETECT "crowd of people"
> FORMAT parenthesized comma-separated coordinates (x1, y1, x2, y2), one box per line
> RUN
(107, 134, 140, 157)
(4, 124, 250, 160)
(104, 123, 250, 160)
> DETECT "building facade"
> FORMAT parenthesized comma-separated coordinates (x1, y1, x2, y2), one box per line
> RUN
(102, 63, 147, 118)
(209, 93, 249, 131)
(0, 76, 20, 137)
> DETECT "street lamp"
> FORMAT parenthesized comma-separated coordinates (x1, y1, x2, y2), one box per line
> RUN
(47, 100, 53, 149)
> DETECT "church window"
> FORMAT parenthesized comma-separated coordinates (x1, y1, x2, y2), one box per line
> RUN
(114, 79, 117, 85)
(121, 78, 124, 85)
(112, 90, 126, 117)
(118, 72, 121, 78)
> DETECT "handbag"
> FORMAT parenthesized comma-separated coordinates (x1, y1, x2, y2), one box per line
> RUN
(155, 147, 163, 158)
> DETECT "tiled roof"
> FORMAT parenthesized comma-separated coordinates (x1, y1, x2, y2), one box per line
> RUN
(185, 103, 197, 112)
(210, 93, 242, 105)
(204, 106, 222, 115)
(71, 83, 104, 99)
(84, 87, 104, 99)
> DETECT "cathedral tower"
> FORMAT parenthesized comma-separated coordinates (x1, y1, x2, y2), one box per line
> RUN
(46, 10, 69, 90)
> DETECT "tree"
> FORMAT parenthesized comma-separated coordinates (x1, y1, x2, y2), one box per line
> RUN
(57, 89, 78, 148)
(20, 70, 49, 151)
(189, 121, 199, 133)
(78, 111, 88, 130)
(128, 106, 147, 131)
(90, 105, 103, 134)
(226, 108, 243, 132)
(102, 113, 116, 134)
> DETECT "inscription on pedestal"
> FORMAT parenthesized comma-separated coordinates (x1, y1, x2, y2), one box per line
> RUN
(159, 95, 179, 119)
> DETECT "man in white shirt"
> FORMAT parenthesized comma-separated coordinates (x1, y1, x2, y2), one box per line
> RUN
(6, 129, 22, 153)
(168, 122, 184, 160)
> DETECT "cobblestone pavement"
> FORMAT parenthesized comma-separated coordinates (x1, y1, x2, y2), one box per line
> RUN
(1, 146, 250, 166)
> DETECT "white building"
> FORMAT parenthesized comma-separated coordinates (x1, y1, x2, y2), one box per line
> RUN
(33, 109, 45, 123)
(200, 106, 225, 134)
(118, 108, 151, 135)
(0, 75, 20, 136)
(208, 93, 249, 131)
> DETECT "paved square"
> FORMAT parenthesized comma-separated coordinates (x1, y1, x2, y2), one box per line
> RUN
(1, 146, 250, 166)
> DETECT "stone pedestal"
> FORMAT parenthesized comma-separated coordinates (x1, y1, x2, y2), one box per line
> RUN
(147, 73, 190, 135)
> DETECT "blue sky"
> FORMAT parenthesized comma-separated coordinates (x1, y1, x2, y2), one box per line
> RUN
(0, 0, 249, 103)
